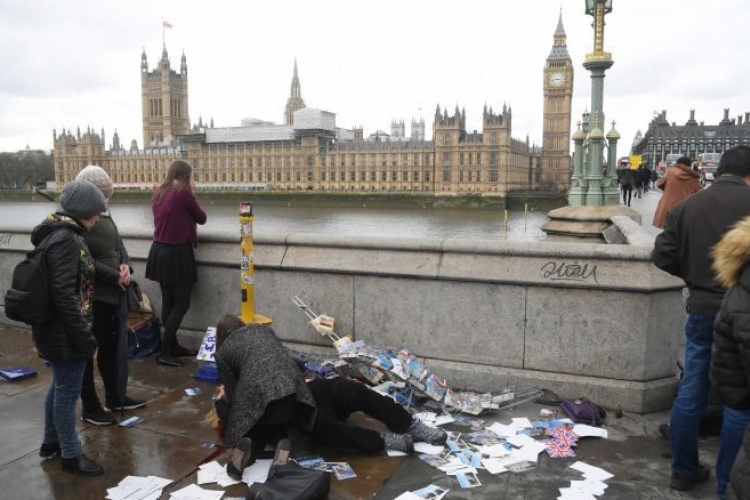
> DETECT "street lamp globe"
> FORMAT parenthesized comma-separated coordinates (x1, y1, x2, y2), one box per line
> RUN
(585, 0, 613, 15)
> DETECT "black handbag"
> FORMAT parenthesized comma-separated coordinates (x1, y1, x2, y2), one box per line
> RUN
(246, 462, 330, 500)
(559, 397, 607, 426)
(126, 281, 143, 312)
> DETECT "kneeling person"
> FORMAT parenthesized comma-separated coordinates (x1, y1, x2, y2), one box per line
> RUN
(212, 315, 447, 479)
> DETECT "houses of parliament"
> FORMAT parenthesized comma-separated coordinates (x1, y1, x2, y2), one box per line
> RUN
(53, 14, 573, 195)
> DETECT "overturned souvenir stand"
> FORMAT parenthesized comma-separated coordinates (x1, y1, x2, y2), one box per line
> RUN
(0, 216, 685, 413)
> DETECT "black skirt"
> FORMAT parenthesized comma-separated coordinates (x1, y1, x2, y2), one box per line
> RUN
(145, 242, 197, 285)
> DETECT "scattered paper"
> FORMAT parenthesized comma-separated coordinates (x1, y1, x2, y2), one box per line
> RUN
(414, 442, 445, 455)
(569, 461, 614, 481)
(170, 483, 224, 500)
(106, 475, 172, 500)
(241, 459, 272, 485)
(573, 424, 608, 439)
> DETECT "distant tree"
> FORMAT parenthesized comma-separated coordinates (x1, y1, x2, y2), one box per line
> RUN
(0, 149, 53, 189)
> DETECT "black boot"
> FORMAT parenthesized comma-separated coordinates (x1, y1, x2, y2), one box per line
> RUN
(156, 353, 184, 367)
(61, 453, 104, 476)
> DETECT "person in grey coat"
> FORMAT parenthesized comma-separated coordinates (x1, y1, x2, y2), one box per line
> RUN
(213, 315, 447, 479)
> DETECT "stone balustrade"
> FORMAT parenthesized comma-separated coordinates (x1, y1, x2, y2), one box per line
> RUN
(0, 219, 685, 412)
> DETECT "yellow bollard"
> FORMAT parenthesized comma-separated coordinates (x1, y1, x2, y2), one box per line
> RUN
(239, 202, 272, 325)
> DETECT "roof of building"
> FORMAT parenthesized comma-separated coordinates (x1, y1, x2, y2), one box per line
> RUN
(205, 125, 294, 144)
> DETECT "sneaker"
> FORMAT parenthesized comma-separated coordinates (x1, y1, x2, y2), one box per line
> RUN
(81, 408, 117, 426)
(407, 417, 448, 445)
(105, 396, 147, 412)
(381, 432, 414, 454)
(670, 464, 710, 491)
(227, 437, 255, 480)
(39, 442, 61, 460)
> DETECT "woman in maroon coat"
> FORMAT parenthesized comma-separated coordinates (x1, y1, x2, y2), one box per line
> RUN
(145, 161, 207, 366)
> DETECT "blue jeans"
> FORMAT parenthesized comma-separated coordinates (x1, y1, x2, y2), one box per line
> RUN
(670, 314, 750, 497)
(717, 406, 750, 497)
(43, 359, 87, 459)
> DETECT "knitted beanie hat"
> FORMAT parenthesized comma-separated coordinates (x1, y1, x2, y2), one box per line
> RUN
(75, 165, 114, 201)
(59, 180, 106, 220)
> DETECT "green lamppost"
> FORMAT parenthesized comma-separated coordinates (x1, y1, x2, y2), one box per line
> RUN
(569, 0, 619, 206)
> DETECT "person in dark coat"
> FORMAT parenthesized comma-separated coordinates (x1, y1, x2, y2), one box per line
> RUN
(213, 315, 447, 479)
(653, 145, 750, 496)
(652, 157, 702, 229)
(145, 160, 207, 367)
(75, 166, 146, 426)
(36, 180, 107, 476)
(711, 214, 750, 500)
(619, 164, 634, 206)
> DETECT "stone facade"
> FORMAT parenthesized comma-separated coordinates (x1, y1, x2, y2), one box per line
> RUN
(53, 16, 573, 195)
(0, 219, 685, 412)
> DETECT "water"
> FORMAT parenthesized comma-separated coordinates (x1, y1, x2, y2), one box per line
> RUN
(0, 201, 549, 241)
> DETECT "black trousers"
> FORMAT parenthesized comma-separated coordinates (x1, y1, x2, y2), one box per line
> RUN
(244, 378, 413, 454)
(160, 283, 193, 354)
(81, 302, 120, 411)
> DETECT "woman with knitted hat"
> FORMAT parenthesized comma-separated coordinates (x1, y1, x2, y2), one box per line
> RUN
(145, 160, 207, 367)
(36, 180, 106, 475)
(74, 166, 146, 426)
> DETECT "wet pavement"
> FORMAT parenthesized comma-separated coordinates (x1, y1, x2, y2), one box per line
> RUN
(0, 322, 721, 500)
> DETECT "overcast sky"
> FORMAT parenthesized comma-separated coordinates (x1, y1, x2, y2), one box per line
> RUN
(1, 0, 747, 156)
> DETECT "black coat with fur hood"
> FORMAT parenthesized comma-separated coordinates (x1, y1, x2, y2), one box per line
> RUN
(710, 214, 750, 500)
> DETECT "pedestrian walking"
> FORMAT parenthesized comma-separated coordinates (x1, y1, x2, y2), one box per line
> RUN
(145, 160, 207, 367)
(36, 180, 107, 475)
(619, 163, 634, 206)
(652, 156, 702, 229)
(652, 145, 750, 497)
(75, 166, 146, 426)
(710, 213, 750, 500)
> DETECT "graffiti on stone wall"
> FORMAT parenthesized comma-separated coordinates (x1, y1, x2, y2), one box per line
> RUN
(540, 261, 598, 284)
(0, 235, 11, 246)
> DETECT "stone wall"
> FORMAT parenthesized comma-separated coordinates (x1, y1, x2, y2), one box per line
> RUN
(0, 221, 686, 412)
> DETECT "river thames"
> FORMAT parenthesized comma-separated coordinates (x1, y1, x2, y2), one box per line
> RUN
(0, 201, 551, 241)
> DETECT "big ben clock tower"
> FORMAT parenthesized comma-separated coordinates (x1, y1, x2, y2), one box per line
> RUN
(542, 11, 574, 188)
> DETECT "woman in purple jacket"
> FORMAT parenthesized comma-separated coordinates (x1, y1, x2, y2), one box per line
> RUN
(145, 161, 207, 366)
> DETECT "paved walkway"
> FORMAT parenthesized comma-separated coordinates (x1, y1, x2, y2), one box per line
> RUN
(2, 192, 722, 500)
(0, 321, 719, 500)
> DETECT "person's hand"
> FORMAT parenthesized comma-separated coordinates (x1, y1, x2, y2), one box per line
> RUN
(215, 384, 225, 401)
(119, 264, 131, 286)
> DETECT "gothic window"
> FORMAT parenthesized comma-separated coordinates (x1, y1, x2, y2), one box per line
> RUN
(442, 152, 450, 166)
(413, 170, 419, 182)
(490, 169, 498, 183)
(443, 168, 451, 182)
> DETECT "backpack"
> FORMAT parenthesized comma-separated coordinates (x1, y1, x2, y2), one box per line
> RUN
(127, 318, 162, 359)
(4, 237, 52, 325)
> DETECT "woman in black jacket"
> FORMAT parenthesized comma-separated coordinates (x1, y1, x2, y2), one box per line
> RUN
(35, 180, 107, 476)
(711, 213, 750, 500)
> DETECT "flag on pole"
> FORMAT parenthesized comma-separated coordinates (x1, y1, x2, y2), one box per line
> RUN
(163, 20, 173, 28)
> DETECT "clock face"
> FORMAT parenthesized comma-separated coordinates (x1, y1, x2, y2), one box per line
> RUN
(550, 72, 565, 87)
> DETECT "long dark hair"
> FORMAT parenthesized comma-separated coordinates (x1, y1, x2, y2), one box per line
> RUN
(216, 314, 245, 350)
(153, 160, 193, 203)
